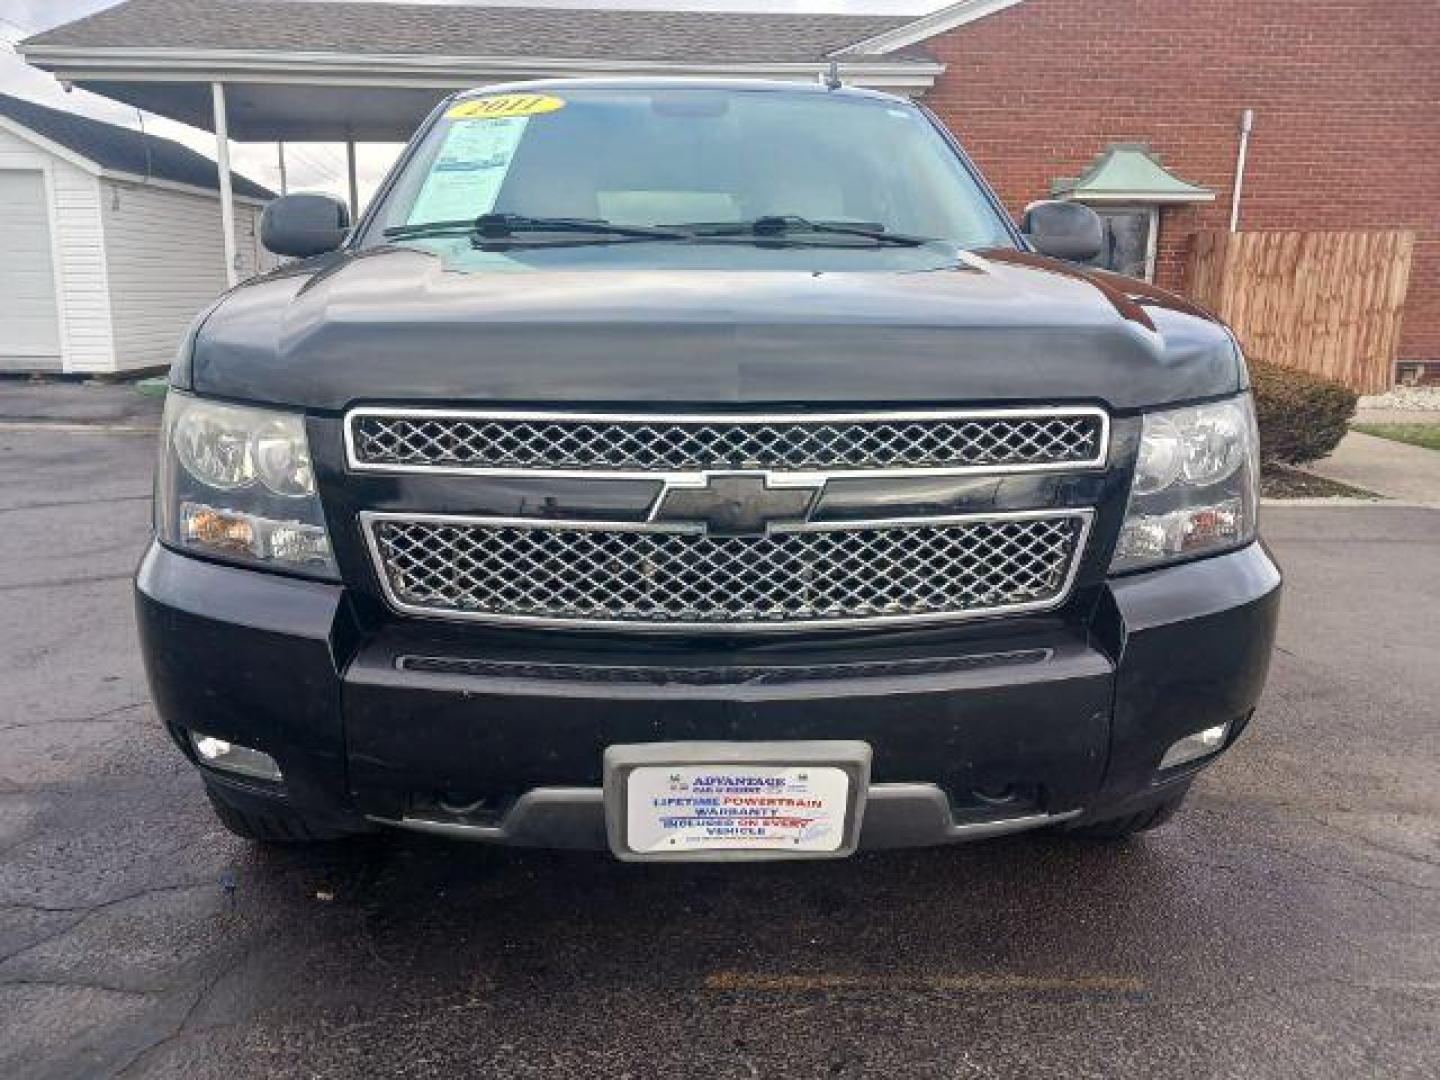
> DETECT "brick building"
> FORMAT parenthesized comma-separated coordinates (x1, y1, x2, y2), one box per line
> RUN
(21, 0, 1439, 367)
(897, 0, 1439, 365)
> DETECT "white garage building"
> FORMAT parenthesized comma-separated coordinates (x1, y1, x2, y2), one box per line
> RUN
(0, 92, 276, 374)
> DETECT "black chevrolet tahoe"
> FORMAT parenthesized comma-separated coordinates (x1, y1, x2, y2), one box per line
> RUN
(136, 79, 1280, 860)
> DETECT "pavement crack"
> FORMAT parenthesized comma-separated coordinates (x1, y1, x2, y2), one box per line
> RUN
(0, 420, 159, 435)
(0, 911, 88, 966)
(0, 571, 136, 594)
(1306, 814, 1440, 871)
(0, 493, 152, 513)
(0, 880, 217, 918)
(111, 944, 263, 1080)
(0, 701, 150, 733)
(0, 976, 155, 998)
(111, 974, 222, 1078)
(1192, 836, 1440, 899)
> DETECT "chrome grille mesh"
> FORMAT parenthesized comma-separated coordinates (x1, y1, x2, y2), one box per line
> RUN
(348, 410, 1106, 474)
(366, 514, 1088, 628)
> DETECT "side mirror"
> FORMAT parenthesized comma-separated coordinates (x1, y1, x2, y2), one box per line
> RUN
(1021, 200, 1104, 262)
(260, 194, 351, 257)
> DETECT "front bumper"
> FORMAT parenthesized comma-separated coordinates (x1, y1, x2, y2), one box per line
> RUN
(136, 540, 1280, 849)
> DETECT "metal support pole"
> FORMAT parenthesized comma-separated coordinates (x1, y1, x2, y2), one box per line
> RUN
(211, 82, 239, 287)
(277, 140, 288, 195)
(346, 137, 359, 222)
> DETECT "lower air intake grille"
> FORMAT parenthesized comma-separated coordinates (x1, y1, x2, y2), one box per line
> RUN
(396, 649, 1050, 685)
(365, 512, 1090, 630)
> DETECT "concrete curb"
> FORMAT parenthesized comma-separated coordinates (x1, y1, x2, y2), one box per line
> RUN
(1262, 496, 1439, 509)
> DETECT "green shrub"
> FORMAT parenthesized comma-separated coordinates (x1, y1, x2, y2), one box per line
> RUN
(1249, 361, 1357, 466)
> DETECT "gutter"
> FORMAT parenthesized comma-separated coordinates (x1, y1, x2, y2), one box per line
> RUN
(19, 45, 945, 90)
(103, 168, 270, 207)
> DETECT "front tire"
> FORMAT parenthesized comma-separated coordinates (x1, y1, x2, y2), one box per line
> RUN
(1064, 782, 1191, 841)
(205, 788, 350, 843)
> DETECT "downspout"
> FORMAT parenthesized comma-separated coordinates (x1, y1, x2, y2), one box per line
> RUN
(1229, 108, 1254, 233)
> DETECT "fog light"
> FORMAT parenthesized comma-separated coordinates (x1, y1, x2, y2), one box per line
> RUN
(190, 731, 283, 782)
(1159, 723, 1230, 770)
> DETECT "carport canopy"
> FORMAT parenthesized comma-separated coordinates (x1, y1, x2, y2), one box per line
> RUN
(20, 0, 945, 141)
(21, 0, 946, 283)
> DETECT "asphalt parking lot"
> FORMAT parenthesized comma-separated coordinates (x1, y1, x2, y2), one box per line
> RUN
(1, 421, 1436, 1079)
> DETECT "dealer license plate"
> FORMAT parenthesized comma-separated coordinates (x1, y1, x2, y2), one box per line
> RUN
(624, 764, 852, 855)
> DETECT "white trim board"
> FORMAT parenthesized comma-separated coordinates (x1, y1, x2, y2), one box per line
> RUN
(833, 0, 1030, 56)
(1063, 191, 1218, 204)
(0, 114, 101, 176)
(40, 163, 73, 369)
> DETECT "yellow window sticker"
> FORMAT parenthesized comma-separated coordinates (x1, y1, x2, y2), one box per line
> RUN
(446, 94, 565, 120)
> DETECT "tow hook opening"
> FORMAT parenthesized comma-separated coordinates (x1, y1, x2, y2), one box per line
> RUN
(409, 791, 514, 828)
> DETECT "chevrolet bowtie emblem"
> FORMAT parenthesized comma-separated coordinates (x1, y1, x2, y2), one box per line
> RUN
(651, 473, 820, 537)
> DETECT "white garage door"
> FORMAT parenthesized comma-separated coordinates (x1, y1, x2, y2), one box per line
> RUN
(0, 170, 62, 371)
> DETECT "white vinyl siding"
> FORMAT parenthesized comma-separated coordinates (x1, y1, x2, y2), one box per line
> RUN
(50, 166, 116, 372)
(0, 120, 276, 374)
(236, 202, 280, 281)
(0, 170, 61, 369)
(0, 123, 114, 373)
(101, 180, 275, 370)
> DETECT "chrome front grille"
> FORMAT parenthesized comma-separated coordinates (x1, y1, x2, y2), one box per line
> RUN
(346, 408, 1108, 476)
(362, 511, 1092, 630)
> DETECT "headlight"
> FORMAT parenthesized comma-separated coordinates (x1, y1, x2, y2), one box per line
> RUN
(156, 392, 337, 579)
(1111, 393, 1259, 573)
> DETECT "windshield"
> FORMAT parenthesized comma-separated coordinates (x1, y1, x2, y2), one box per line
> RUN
(365, 86, 1016, 257)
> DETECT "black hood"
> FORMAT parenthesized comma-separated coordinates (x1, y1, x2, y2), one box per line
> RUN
(185, 245, 1241, 413)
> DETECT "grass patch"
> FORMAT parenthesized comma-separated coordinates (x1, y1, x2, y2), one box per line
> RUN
(134, 376, 169, 399)
(1351, 423, 1440, 452)
(1260, 465, 1380, 500)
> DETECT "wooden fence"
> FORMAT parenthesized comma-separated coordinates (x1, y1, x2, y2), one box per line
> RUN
(1186, 230, 1414, 394)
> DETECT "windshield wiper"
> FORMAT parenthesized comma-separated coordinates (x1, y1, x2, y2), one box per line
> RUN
(383, 214, 691, 243)
(676, 215, 935, 247)
(472, 213, 691, 241)
(385, 213, 937, 248)
(383, 219, 475, 240)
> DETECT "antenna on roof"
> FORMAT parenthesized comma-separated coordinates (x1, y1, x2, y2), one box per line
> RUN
(823, 60, 843, 91)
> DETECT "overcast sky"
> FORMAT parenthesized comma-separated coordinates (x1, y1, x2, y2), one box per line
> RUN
(0, 0, 946, 204)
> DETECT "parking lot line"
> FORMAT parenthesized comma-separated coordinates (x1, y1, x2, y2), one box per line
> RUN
(703, 971, 1147, 995)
